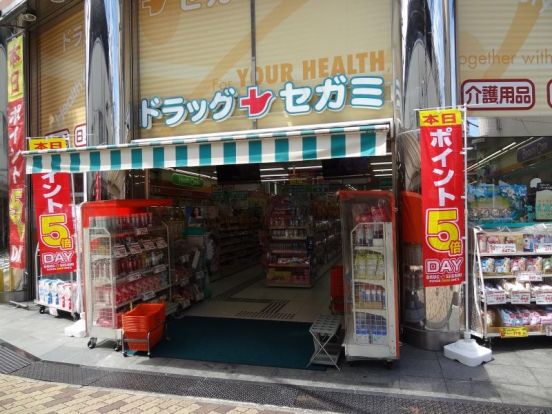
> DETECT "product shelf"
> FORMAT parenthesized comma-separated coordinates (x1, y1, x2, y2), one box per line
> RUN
(472, 226, 552, 341)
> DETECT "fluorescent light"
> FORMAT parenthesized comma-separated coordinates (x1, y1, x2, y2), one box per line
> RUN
(260, 167, 284, 172)
(291, 165, 322, 170)
(260, 173, 289, 177)
(261, 178, 289, 182)
(370, 161, 392, 166)
(374, 174, 392, 177)
(373, 169, 392, 172)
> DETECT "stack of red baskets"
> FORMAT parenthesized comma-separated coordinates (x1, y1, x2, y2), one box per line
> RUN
(330, 266, 344, 314)
(122, 303, 166, 355)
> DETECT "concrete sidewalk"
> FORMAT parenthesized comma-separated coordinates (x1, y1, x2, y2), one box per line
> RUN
(0, 303, 551, 411)
(0, 374, 302, 414)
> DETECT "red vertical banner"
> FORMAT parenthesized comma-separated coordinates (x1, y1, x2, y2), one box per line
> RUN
(419, 109, 465, 287)
(29, 138, 77, 275)
(7, 34, 26, 269)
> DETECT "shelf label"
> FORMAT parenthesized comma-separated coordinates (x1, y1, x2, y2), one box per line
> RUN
(141, 239, 156, 250)
(485, 291, 507, 304)
(153, 264, 167, 274)
(510, 291, 531, 304)
(129, 242, 142, 255)
(142, 290, 155, 301)
(535, 243, 552, 253)
(155, 237, 168, 249)
(488, 243, 517, 254)
(127, 271, 141, 282)
(113, 244, 128, 258)
(536, 291, 552, 305)
(135, 227, 149, 236)
(517, 272, 543, 282)
(499, 327, 528, 338)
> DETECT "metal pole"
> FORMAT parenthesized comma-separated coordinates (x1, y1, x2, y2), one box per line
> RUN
(462, 104, 470, 339)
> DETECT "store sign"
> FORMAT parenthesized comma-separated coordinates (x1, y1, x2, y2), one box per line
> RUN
(7, 34, 26, 269)
(140, 75, 384, 129)
(457, 0, 552, 116)
(30, 138, 77, 275)
(139, 0, 392, 138)
(171, 173, 203, 187)
(461, 79, 535, 110)
(517, 137, 552, 163)
(420, 108, 465, 287)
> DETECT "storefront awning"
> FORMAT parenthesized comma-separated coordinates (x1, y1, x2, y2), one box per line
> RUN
(24, 123, 389, 174)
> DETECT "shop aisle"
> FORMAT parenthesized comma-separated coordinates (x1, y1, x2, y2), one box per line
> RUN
(184, 263, 336, 323)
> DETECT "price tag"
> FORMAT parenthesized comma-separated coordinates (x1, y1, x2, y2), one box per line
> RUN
(153, 264, 167, 274)
(48, 307, 59, 317)
(535, 243, 552, 253)
(127, 271, 141, 282)
(517, 272, 543, 282)
(141, 239, 156, 251)
(485, 291, 507, 304)
(129, 242, 142, 254)
(510, 291, 531, 304)
(499, 327, 528, 338)
(489, 243, 517, 254)
(536, 291, 552, 305)
(155, 237, 168, 249)
(142, 291, 155, 301)
(113, 244, 128, 258)
(135, 227, 149, 236)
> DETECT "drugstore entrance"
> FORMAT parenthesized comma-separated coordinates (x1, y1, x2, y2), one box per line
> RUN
(133, 157, 393, 368)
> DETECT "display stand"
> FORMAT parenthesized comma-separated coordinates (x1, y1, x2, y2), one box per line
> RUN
(339, 191, 399, 364)
(471, 226, 552, 340)
(84, 217, 171, 350)
(34, 244, 79, 321)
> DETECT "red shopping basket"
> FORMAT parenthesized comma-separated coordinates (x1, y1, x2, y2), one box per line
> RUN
(122, 303, 166, 354)
(330, 266, 344, 314)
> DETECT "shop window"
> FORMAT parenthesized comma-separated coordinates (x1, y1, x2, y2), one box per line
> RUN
(467, 136, 552, 226)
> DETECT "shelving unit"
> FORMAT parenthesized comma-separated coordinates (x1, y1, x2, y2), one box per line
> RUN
(471, 227, 552, 340)
(339, 191, 399, 363)
(265, 200, 311, 287)
(84, 220, 171, 350)
(216, 218, 261, 278)
(265, 198, 341, 288)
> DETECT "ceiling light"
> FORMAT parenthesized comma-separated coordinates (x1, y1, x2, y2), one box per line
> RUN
(370, 161, 392, 166)
(261, 178, 289, 182)
(373, 169, 392, 172)
(374, 174, 392, 177)
(291, 165, 322, 170)
(260, 167, 284, 172)
(260, 173, 289, 177)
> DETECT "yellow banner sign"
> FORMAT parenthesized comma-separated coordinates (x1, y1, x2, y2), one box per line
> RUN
(419, 109, 462, 127)
(29, 137, 68, 151)
(7, 34, 24, 102)
(499, 326, 528, 338)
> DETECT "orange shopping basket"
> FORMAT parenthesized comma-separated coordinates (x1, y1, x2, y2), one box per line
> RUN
(121, 303, 166, 357)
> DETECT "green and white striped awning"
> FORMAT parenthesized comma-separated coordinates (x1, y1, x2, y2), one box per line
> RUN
(24, 124, 389, 174)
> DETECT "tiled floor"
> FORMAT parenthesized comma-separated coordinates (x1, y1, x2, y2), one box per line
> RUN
(186, 266, 331, 322)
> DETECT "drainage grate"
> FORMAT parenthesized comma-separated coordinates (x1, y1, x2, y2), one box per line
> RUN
(0, 345, 33, 374)
(235, 301, 295, 320)
(293, 388, 552, 414)
(15, 361, 106, 386)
